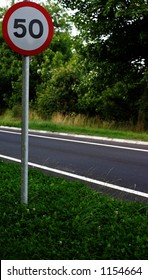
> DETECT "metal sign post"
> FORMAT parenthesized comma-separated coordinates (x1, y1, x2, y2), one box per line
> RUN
(21, 56, 29, 204)
(2, 1, 54, 204)
(21, 0, 30, 205)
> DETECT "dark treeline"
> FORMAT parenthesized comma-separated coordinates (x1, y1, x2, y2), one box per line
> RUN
(0, 0, 148, 129)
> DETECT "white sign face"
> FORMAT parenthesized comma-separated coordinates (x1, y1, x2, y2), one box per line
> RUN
(2, 2, 54, 56)
(8, 7, 49, 51)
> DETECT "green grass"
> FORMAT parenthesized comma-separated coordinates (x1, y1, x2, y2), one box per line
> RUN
(29, 120, 148, 141)
(0, 160, 148, 260)
(0, 115, 148, 142)
(1, 109, 148, 141)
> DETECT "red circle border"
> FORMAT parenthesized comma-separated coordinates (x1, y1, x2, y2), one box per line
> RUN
(2, 2, 54, 56)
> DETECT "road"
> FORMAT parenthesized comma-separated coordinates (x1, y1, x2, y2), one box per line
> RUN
(0, 127, 148, 202)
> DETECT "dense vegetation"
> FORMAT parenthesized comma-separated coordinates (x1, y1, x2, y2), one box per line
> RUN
(0, 160, 148, 260)
(0, 0, 148, 129)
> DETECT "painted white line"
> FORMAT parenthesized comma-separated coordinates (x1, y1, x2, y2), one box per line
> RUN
(1, 125, 148, 146)
(0, 129, 21, 135)
(0, 129, 148, 153)
(29, 133, 148, 152)
(0, 154, 148, 199)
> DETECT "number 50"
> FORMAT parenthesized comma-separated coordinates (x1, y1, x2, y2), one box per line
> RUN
(13, 19, 43, 39)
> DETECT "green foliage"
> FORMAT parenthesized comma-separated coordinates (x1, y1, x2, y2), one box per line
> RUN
(138, 69, 148, 129)
(0, 34, 22, 109)
(31, 1, 76, 117)
(0, 1, 73, 112)
(0, 160, 148, 260)
(101, 82, 135, 121)
(1, 0, 148, 127)
(59, 0, 148, 125)
(36, 56, 80, 117)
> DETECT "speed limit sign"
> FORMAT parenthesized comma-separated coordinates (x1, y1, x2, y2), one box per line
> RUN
(2, 1, 54, 56)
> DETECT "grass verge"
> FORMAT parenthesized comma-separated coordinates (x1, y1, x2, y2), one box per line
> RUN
(0, 160, 148, 260)
(0, 119, 148, 142)
(0, 110, 148, 141)
(29, 121, 148, 141)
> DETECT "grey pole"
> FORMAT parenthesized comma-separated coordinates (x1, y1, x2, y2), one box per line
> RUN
(21, 55, 29, 204)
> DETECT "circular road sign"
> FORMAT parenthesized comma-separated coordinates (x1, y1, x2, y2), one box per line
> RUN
(2, 1, 54, 56)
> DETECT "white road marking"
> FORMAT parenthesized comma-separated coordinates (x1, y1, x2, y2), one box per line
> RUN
(0, 129, 148, 152)
(0, 154, 148, 199)
(1, 125, 148, 145)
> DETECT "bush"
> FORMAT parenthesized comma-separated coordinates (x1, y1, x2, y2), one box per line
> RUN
(11, 104, 22, 118)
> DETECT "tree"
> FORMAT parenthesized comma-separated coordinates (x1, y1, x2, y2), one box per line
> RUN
(59, 0, 148, 126)
(30, 0, 74, 106)
(35, 1, 78, 117)
(0, 0, 74, 114)
(36, 56, 80, 117)
(60, 0, 148, 63)
(0, 19, 22, 112)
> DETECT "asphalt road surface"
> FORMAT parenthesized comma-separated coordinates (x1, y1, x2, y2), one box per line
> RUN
(0, 127, 148, 202)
